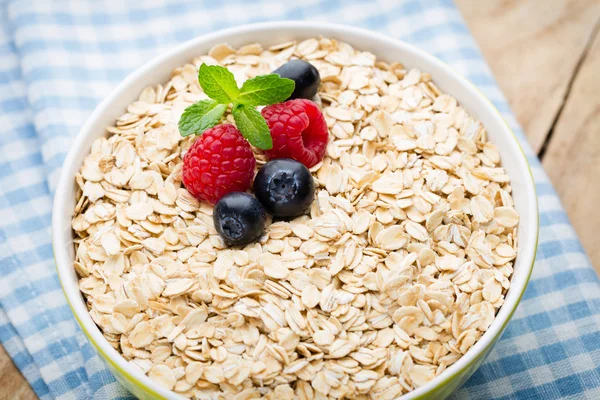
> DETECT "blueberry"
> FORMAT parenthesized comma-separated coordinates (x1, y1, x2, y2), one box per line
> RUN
(254, 158, 315, 218)
(213, 192, 266, 246)
(274, 59, 321, 100)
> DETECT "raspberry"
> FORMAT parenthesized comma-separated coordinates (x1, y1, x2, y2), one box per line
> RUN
(261, 99, 328, 168)
(182, 124, 256, 204)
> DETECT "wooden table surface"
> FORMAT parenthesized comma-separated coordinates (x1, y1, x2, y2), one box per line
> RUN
(457, 0, 600, 272)
(1, 1, 599, 398)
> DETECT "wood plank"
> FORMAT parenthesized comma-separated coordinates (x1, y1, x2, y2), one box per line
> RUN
(455, 0, 600, 153)
(0, 344, 37, 400)
(542, 27, 600, 269)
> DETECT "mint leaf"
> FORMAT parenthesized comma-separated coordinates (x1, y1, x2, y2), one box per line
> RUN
(236, 74, 295, 106)
(198, 64, 240, 103)
(232, 104, 273, 150)
(178, 99, 227, 137)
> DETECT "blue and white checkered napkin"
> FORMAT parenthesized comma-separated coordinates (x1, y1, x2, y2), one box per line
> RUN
(1, 0, 600, 399)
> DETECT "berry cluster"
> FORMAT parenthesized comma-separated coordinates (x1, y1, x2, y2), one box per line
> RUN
(181, 60, 327, 245)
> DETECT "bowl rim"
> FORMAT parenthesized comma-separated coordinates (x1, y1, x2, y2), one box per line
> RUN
(52, 20, 538, 399)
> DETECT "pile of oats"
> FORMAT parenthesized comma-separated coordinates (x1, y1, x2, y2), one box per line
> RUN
(72, 38, 519, 399)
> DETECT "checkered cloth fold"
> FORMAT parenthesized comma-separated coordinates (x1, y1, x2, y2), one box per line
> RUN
(1, 0, 599, 399)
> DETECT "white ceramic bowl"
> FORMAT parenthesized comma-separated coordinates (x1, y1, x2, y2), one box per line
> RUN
(52, 21, 538, 399)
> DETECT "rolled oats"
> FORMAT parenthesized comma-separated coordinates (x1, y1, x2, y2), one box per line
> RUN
(72, 37, 519, 399)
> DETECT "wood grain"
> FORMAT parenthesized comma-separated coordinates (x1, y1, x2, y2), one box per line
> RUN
(543, 25, 600, 266)
(0, 345, 37, 400)
(457, 0, 600, 271)
(456, 0, 600, 153)
(1, 1, 599, 397)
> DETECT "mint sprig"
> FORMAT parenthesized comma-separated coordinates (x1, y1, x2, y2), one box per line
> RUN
(198, 64, 240, 104)
(236, 74, 295, 106)
(232, 104, 273, 150)
(178, 63, 295, 150)
(178, 100, 228, 137)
